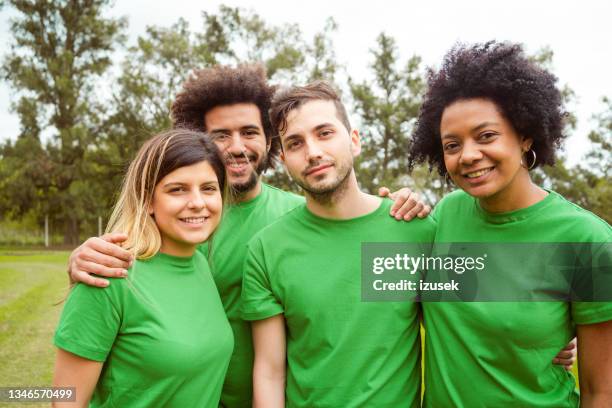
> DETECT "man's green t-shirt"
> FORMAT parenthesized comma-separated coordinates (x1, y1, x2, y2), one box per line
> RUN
(423, 189, 612, 407)
(199, 183, 303, 407)
(241, 199, 436, 407)
(54, 251, 234, 407)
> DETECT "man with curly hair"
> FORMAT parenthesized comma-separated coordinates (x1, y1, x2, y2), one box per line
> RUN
(64, 64, 431, 407)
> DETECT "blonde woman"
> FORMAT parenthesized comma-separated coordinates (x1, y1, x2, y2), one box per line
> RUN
(52, 129, 234, 407)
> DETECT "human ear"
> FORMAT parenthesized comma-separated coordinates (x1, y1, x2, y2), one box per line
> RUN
(351, 129, 362, 157)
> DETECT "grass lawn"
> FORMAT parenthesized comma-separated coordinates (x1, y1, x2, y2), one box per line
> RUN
(0, 249, 70, 408)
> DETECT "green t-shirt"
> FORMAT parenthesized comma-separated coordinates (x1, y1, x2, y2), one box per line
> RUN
(423, 189, 612, 407)
(199, 183, 303, 407)
(54, 252, 234, 408)
(241, 199, 437, 407)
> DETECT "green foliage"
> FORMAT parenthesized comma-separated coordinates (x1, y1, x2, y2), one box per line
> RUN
(535, 97, 612, 223)
(0, 7, 610, 238)
(350, 33, 425, 194)
(1, 0, 126, 244)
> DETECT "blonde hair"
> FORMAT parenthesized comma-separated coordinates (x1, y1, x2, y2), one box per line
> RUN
(106, 129, 226, 259)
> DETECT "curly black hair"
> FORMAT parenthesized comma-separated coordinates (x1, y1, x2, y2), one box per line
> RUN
(409, 41, 567, 176)
(171, 63, 278, 171)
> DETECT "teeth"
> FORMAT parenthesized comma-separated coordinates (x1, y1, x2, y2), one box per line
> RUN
(466, 168, 493, 178)
(181, 217, 206, 224)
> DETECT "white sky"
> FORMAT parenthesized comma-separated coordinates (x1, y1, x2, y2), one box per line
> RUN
(1, 0, 611, 166)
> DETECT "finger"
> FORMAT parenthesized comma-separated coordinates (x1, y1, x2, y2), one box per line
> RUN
(563, 338, 577, 350)
(389, 190, 413, 216)
(79, 246, 131, 269)
(555, 350, 574, 359)
(564, 365, 572, 371)
(378, 187, 391, 197)
(552, 356, 574, 365)
(78, 260, 128, 278)
(417, 205, 432, 218)
(101, 232, 129, 244)
(86, 237, 133, 263)
(394, 193, 419, 220)
(401, 203, 425, 221)
(72, 270, 110, 288)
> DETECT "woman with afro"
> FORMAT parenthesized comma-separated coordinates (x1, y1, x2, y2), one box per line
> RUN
(410, 42, 612, 407)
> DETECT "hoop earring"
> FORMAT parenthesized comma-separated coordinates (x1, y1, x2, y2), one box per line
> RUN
(525, 149, 537, 170)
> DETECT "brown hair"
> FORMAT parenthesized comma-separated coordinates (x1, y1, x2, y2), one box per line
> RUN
(170, 63, 278, 170)
(269, 81, 351, 139)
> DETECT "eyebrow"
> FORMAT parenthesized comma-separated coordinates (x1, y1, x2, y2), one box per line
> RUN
(441, 121, 500, 140)
(472, 121, 499, 132)
(162, 181, 218, 188)
(314, 123, 335, 131)
(210, 125, 261, 133)
(283, 122, 335, 143)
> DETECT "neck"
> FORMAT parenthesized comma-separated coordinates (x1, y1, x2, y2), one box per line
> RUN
(233, 179, 263, 203)
(159, 243, 196, 258)
(305, 171, 381, 219)
(479, 170, 548, 213)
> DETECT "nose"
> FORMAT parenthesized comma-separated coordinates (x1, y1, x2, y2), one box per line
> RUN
(226, 133, 247, 156)
(459, 140, 483, 166)
(187, 190, 206, 210)
(304, 138, 324, 160)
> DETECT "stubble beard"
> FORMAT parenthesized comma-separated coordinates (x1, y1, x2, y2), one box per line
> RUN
(296, 158, 353, 206)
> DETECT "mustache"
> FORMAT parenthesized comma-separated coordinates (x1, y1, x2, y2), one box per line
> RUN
(223, 151, 258, 165)
(302, 159, 334, 177)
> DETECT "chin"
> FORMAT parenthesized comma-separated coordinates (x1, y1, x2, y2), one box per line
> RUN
(459, 183, 498, 199)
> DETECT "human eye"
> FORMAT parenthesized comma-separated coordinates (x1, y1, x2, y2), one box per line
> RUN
(285, 139, 302, 151)
(320, 129, 334, 137)
(443, 141, 460, 153)
(211, 132, 229, 141)
(479, 131, 497, 141)
(168, 186, 186, 193)
(243, 129, 260, 137)
(201, 184, 218, 193)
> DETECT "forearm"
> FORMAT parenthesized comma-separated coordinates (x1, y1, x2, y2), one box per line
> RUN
(577, 320, 612, 407)
(253, 368, 285, 408)
(251, 315, 287, 408)
(579, 390, 612, 408)
(53, 348, 102, 408)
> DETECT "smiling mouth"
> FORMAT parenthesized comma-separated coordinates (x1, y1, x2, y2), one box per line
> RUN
(179, 216, 207, 225)
(463, 167, 494, 179)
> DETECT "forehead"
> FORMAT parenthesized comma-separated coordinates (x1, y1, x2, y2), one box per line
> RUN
(159, 160, 218, 184)
(440, 98, 504, 133)
(204, 103, 263, 130)
(284, 100, 340, 135)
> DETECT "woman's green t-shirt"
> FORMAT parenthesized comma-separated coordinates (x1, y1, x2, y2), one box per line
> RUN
(55, 251, 234, 407)
(423, 189, 612, 407)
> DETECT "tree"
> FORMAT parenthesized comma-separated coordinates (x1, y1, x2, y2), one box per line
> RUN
(349, 33, 430, 195)
(1, 0, 126, 244)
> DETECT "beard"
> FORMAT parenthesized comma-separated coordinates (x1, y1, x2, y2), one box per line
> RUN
(293, 157, 353, 205)
(225, 151, 268, 195)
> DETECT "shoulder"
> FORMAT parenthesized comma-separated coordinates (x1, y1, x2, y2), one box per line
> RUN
(247, 204, 306, 249)
(546, 191, 611, 241)
(432, 189, 473, 219)
(263, 183, 304, 205)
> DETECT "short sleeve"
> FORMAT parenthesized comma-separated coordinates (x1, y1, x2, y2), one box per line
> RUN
(240, 238, 284, 321)
(54, 281, 122, 361)
(572, 241, 612, 324)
